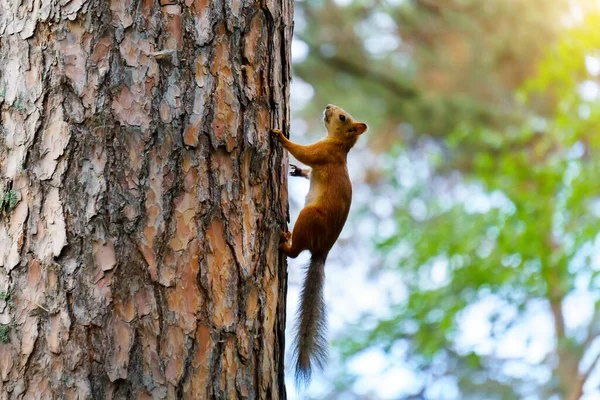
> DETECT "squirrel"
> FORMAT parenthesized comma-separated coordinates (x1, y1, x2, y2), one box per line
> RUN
(271, 104, 368, 386)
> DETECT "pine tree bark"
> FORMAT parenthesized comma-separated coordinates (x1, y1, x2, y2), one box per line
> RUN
(0, 0, 292, 398)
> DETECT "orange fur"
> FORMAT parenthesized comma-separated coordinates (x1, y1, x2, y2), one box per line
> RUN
(271, 104, 367, 258)
(271, 104, 368, 386)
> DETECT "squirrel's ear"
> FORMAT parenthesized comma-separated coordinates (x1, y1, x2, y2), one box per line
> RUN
(354, 123, 368, 135)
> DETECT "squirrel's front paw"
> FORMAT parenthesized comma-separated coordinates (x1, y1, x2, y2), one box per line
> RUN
(290, 164, 310, 179)
(289, 164, 300, 176)
(270, 129, 284, 141)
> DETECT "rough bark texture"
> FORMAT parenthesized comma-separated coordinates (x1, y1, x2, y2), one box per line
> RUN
(0, 0, 292, 398)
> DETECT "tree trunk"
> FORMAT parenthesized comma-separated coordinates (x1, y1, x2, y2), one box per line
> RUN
(0, 0, 292, 398)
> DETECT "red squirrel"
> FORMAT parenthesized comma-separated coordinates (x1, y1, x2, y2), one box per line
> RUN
(271, 104, 368, 386)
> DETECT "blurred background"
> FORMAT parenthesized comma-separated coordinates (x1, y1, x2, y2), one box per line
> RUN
(283, 0, 600, 399)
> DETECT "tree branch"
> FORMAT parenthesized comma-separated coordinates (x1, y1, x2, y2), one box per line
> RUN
(566, 351, 600, 400)
(296, 34, 418, 100)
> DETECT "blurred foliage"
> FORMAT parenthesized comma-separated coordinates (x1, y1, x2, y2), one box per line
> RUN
(295, 0, 566, 141)
(294, 0, 600, 398)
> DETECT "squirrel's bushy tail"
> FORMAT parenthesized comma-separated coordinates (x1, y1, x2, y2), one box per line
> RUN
(293, 253, 328, 387)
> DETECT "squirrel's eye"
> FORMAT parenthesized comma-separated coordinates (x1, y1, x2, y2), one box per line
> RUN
(339, 114, 346, 121)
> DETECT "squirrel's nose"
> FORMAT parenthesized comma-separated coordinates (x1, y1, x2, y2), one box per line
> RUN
(326, 104, 333, 110)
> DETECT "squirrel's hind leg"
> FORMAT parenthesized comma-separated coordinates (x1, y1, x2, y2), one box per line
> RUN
(280, 207, 325, 258)
(279, 230, 302, 258)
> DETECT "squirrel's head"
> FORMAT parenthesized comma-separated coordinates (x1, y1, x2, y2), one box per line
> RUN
(323, 104, 368, 143)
